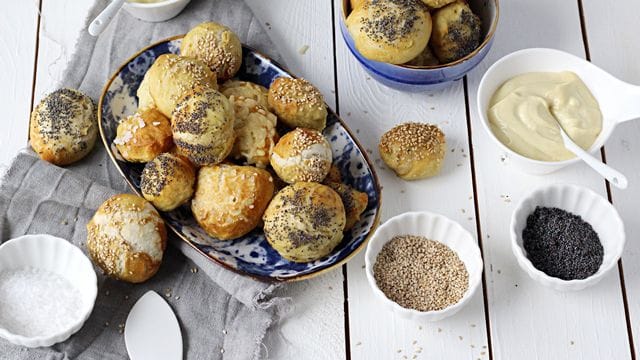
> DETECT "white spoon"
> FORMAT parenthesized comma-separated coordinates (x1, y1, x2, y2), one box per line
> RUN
(555, 121, 628, 189)
(477, 48, 640, 175)
(88, 0, 125, 37)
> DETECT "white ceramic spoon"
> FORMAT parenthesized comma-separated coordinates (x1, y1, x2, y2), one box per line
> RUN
(477, 48, 640, 175)
(88, 0, 125, 36)
(556, 121, 628, 189)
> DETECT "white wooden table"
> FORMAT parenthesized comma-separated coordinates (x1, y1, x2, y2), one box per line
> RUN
(2, 1, 639, 359)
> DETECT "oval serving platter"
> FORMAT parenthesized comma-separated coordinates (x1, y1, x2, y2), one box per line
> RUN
(98, 36, 381, 282)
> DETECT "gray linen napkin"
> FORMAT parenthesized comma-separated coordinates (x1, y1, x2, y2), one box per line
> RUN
(0, 0, 288, 358)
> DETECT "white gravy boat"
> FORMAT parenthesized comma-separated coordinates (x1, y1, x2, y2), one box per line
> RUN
(477, 48, 640, 174)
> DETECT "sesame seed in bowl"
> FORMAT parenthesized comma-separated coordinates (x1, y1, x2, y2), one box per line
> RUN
(365, 211, 483, 321)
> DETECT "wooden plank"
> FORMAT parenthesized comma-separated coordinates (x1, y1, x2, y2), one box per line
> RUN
(34, 1, 345, 359)
(0, 1, 40, 173)
(581, 0, 640, 357)
(332, 1, 490, 359)
(465, 0, 632, 358)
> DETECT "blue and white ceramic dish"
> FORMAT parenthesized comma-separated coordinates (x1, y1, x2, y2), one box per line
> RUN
(98, 36, 382, 282)
(339, 0, 499, 92)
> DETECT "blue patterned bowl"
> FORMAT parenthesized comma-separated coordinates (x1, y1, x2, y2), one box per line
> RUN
(98, 36, 382, 282)
(339, 0, 499, 92)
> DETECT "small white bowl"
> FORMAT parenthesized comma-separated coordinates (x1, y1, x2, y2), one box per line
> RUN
(123, 0, 192, 22)
(0, 235, 98, 348)
(510, 183, 625, 291)
(365, 212, 484, 321)
(477, 48, 640, 175)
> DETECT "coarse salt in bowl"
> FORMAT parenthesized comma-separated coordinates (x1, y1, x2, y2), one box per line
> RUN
(510, 183, 625, 291)
(0, 234, 98, 348)
(364, 211, 483, 321)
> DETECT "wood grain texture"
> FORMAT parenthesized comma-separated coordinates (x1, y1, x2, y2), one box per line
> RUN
(465, 0, 632, 358)
(333, 1, 490, 359)
(581, 0, 640, 357)
(0, 0, 39, 172)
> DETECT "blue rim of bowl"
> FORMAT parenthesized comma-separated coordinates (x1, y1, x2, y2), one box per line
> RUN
(97, 35, 383, 283)
(340, 0, 500, 71)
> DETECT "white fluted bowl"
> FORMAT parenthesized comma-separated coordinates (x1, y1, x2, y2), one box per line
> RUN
(0, 235, 97, 348)
(365, 212, 483, 321)
(511, 184, 625, 291)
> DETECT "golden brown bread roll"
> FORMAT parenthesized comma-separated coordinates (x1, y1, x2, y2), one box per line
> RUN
(346, 0, 432, 64)
(181, 22, 242, 81)
(420, 0, 457, 9)
(192, 165, 275, 240)
(431, 1, 482, 63)
(267, 77, 327, 130)
(220, 80, 270, 110)
(323, 164, 343, 184)
(30, 88, 97, 166)
(171, 88, 235, 166)
(326, 182, 368, 231)
(263, 182, 346, 262)
(230, 96, 278, 168)
(114, 108, 173, 163)
(379, 122, 446, 180)
(136, 54, 218, 118)
(350, 0, 368, 9)
(86, 194, 167, 283)
(141, 153, 196, 211)
(270, 128, 333, 184)
(405, 45, 440, 66)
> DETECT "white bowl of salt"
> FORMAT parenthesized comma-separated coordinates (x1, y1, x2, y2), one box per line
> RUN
(0, 234, 97, 348)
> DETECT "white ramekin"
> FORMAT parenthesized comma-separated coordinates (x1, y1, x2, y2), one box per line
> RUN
(0, 235, 98, 348)
(510, 183, 625, 291)
(365, 211, 484, 321)
(123, 0, 192, 22)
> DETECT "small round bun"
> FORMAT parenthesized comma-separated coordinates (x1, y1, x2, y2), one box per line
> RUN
(420, 0, 457, 9)
(141, 153, 196, 211)
(271, 128, 332, 184)
(350, 0, 368, 9)
(267, 77, 327, 130)
(114, 108, 173, 163)
(263, 182, 346, 262)
(30, 88, 97, 165)
(172, 88, 235, 166)
(346, 1, 432, 64)
(192, 165, 275, 240)
(230, 96, 278, 168)
(431, 1, 482, 63)
(379, 122, 446, 180)
(181, 22, 242, 81)
(137, 54, 218, 118)
(220, 80, 270, 110)
(326, 182, 368, 231)
(87, 194, 167, 283)
(405, 45, 440, 66)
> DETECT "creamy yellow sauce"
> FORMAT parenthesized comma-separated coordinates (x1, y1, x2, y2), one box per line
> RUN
(488, 71, 602, 161)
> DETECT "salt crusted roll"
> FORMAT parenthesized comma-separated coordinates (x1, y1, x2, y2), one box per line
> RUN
(181, 22, 243, 81)
(87, 194, 167, 283)
(114, 108, 173, 163)
(136, 54, 218, 118)
(270, 128, 333, 184)
(191, 164, 275, 240)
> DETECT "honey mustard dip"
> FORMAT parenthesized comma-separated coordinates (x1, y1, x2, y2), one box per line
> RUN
(488, 71, 602, 161)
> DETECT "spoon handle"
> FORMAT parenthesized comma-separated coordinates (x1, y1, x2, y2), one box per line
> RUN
(560, 131, 628, 189)
(88, 0, 125, 37)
